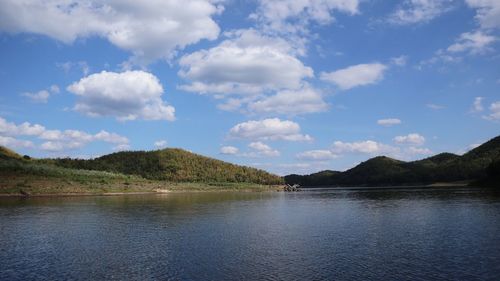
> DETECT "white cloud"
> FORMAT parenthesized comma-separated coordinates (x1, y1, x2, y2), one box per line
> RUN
(57, 61, 90, 76)
(0, 136, 34, 149)
(426, 103, 444, 110)
(0, 0, 222, 63)
(247, 85, 328, 115)
(67, 70, 175, 121)
(274, 161, 331, 175)
(390, 55, 408, 66)
(466, 0, 500, 29)
(179, 29, 313, 96)
(113, 144, 131, 151)
(229, 118, 312, 141)
(220, 146, 239, 155)
(447, 31, 496, 54)
(394, 133, 426, 146)
(21, 84, 60, 103)
(21, 90, 50, 103)
(94, 130, 129, 144)
(389, 0, 453, 25)
(154, 140, 168, 149)
(472, 97, 484, 112)
(408, 146, 433, 155)
(0, 118, 45, 136)
(483, 101, 500, 120)
(39, 129, 129, 152)
(247, 141, 280, 157)
(320, 63, 387, 90)
(251, 0, 360, 34)
(0, 117, 129, 152)
(331, 140, 400, 155)
(296, 149, 338, 160)
(377, 118, 402, 126)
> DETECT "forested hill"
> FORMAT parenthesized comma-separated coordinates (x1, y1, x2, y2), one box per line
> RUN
(285, 135, 500, 187)
(39, 148, 283, 185)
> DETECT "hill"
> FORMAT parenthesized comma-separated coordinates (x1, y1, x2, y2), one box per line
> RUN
(39, 148, 283, 185)
(285, 136, 500, 187)
(0, 146, 283, 195)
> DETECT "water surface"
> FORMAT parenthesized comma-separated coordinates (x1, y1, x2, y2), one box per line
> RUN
(1, 187, 500, 280)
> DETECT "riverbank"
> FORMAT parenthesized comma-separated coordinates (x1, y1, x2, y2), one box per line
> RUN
(0, 172, 279, 196)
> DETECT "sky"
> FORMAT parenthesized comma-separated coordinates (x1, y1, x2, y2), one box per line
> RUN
(0, 0, 499, 175)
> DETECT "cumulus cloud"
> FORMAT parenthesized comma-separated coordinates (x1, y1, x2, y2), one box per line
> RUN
(21, 85, 60, 103)
(0, 117, 129, 152)
(389, 0, 453, 25)
(67, 71, 175, 121)
(426, 103, 445, 110)
(408, 146, 433, 155)
(331, 140, 400, 155)
(377, 118, 402, 126)
(447, 31, 496, 54)
(154, 140, 168, 149)
(471, 97, 484, 112)
(0, 0, 222, 63)
(229, 118, 312, 141)
(113, 144, 131, 151)
(390, 55, 408, 66)
(220, 146, 239, 155)
(320, 63, 387, 90)
(247, 142, 280, 157)
(178, 29, 330, 116)
(57, 61, 90, 76)
(273, 161, 332, 175)
(0, 118, 45, 136)
(394, 133, 426, 146)
(0, 136, 34, 149)
(179, 29, 313, 96)
(466, 0, 500, 29)
(326, 138, 432, 160)
(247, 85, 328, 115)
(483, 101, 500, 120)
(296, 149, 338, 160)
(21, 90, 50, 103)
(250, 0, 360, 34)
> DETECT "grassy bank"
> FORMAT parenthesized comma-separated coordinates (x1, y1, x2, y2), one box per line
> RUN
(0, 158, 278, 196)
(0, 146, 281, 195)
(0, 172, 278, 196)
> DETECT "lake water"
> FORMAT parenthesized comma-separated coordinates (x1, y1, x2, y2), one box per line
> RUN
(1, 187, 500, 280)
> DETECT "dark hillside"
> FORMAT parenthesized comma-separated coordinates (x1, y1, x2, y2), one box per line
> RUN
(285, 136, 500, 187)
(43, 148, 283, 185)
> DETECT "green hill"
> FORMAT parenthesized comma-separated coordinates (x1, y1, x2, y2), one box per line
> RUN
(39, 148, 283, 185)
(285, 170, 341, 187)
(285, 135, 500, 187)
(0, 146, 283, 195)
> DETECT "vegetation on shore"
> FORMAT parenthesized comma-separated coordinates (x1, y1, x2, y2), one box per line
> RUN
(0, 146, 282, 195)
(285, 135, 500, 187)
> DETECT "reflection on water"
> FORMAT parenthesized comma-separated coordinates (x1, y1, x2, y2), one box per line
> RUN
(1, 187, 500, 280)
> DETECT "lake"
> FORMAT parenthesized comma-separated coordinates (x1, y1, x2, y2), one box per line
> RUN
(1, 187, 500, 280)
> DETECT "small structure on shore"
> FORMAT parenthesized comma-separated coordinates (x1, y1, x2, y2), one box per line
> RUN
(283, 184, 301, 192)
(19, 189, 30, 197)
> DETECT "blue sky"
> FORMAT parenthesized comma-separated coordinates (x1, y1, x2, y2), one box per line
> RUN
(0, 0, 499, 175)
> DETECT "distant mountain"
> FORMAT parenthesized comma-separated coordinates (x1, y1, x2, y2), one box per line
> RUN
(285, 136, 500, 187)
(39, 148, 283, 185)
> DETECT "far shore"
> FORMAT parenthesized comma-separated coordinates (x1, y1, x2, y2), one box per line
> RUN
(0, 173, 282, 197)
(1, 181, 485, 198)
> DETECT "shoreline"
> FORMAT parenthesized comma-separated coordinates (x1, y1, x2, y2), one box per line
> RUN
(1, 183, 487, 198)
(0, 187, 280, 197)
(0, 189, 279, 197)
